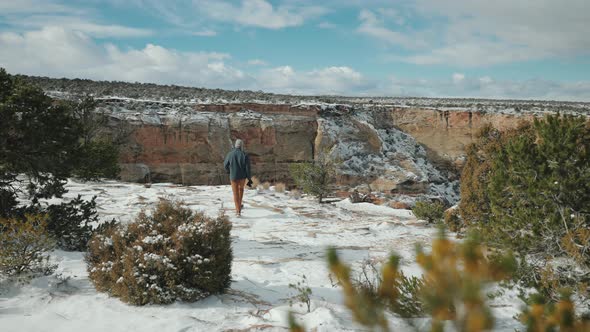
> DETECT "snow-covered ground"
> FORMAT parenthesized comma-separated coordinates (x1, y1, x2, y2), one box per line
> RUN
(0, 180, 523, 331)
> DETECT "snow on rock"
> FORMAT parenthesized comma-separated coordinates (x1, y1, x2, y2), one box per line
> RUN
(336, 198, 415, 219)
(318, 108, 459, 204)
(90, 98, 463, 204)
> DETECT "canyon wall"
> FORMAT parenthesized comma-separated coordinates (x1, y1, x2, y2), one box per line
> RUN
(104, 102, 539, 202)
(22, 74, 587, 201)
(113, 105, 318, 185)
(389, 108, 536, 162)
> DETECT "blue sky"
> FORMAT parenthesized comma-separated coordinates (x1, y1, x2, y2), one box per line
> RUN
(0, 0, 589, 101)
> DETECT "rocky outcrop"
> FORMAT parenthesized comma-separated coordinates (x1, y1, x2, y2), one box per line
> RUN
(34, 77, 586, 204)
(111, 107, 318, 185)
(390, 108, 536, 162)
(21, 75, 590, 205)
(100, 101, 554, 204)
(314, 107, 456, 201)
(102, 100, 458, 199)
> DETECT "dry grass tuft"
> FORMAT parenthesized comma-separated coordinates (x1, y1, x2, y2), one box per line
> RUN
(274, 182, 286, 193)
(250, 177, 261, 190)
(290, 189, 301, 199)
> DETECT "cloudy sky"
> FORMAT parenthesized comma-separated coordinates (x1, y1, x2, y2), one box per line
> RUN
(1, 0, 589, 100)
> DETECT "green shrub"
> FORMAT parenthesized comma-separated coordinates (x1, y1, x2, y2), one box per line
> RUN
(0, 189, 18, 219)
(444, 207, 463, 233)
(6, 196, 115, 252)
(0, 214, 56, 279)
(289, 153, 335, 203)
(290, 230, 590, 332)
(486, 115, 590, 262)
(458, 123, 509, 224)
(86, 199, 233, 305)
(458, 122, 533, 224)
(393, 273, 426, 318)
(73, 140, 120, 181)
(321, 229, 516, 332)
(289, 274, 313, 313)
(520, 291, 590, 331)
(45, 195, 117, 251)
(353, 258, 425, 318)
(412, 201, 445, 223)
(0, 68, 121, 218)
(460, 114, 590, 298)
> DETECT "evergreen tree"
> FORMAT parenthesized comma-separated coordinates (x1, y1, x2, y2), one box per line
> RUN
(459, 114, 590, 300)
(458, 124, 500, 225)
(289, 151, 335, 203)
(486, 114, 590, 264)
(0, 68, 81, 209)
(0, 68, 121, 250)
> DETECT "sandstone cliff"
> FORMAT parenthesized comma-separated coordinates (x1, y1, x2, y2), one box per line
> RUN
(22, 75, 590, 205)
(389, 108, 536, 161)
(97, 100, 460, 203)
(107, 104, 318, 186)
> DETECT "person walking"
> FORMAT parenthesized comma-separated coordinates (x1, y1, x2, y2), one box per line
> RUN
(224, 139, 252, 216)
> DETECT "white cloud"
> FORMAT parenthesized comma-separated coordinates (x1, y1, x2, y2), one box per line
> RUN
(1, 26, 589, 101)
(247, 59, 268, 66)
(0, 26, 369, 95)
(413, 0, 590, 56)
(195, 0, 328, 29)
(357, 9, 428, 49)
(452, 73, 465, 84)
(381, 74, 590, 101)
(10, 15, 153, 38)
(0, 27, 105, 73)
(360, 0, 590, 66)
(1, 1, 152, 39)
(100, 43, 244, 87)
(0, 27, 247, 88)
(376, 8, 405, 25)
(191, 29, 217, 37)
(122, 0, 195, 28)
(398, 41, 545, 66)
(256, 65, 374, 95)
(0, 0, 83, 15)
(479, 76, 493, 85)
(317, 22, 337, 29)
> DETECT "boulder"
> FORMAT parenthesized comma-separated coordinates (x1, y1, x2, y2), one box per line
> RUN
(389, 201, 411, 210)
(349, 190, 376, 203)
(391, 179, 429, 195)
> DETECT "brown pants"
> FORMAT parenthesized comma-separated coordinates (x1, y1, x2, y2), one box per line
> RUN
(231, 179, 246, 215)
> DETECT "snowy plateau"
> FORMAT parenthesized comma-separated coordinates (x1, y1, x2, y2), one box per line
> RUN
(0, 180, 524, 332)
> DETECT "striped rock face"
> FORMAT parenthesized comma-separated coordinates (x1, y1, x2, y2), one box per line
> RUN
(109, 105, 319, 186)
(98, 99, 557, 205)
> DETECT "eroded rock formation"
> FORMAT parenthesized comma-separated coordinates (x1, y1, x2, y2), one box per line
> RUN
(389, 108, 536, 162)
(110, 106, 318, 186)
(25, 75, 589, 204)
(91, 96, 570, 205)
(97, 101, 462, 203)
